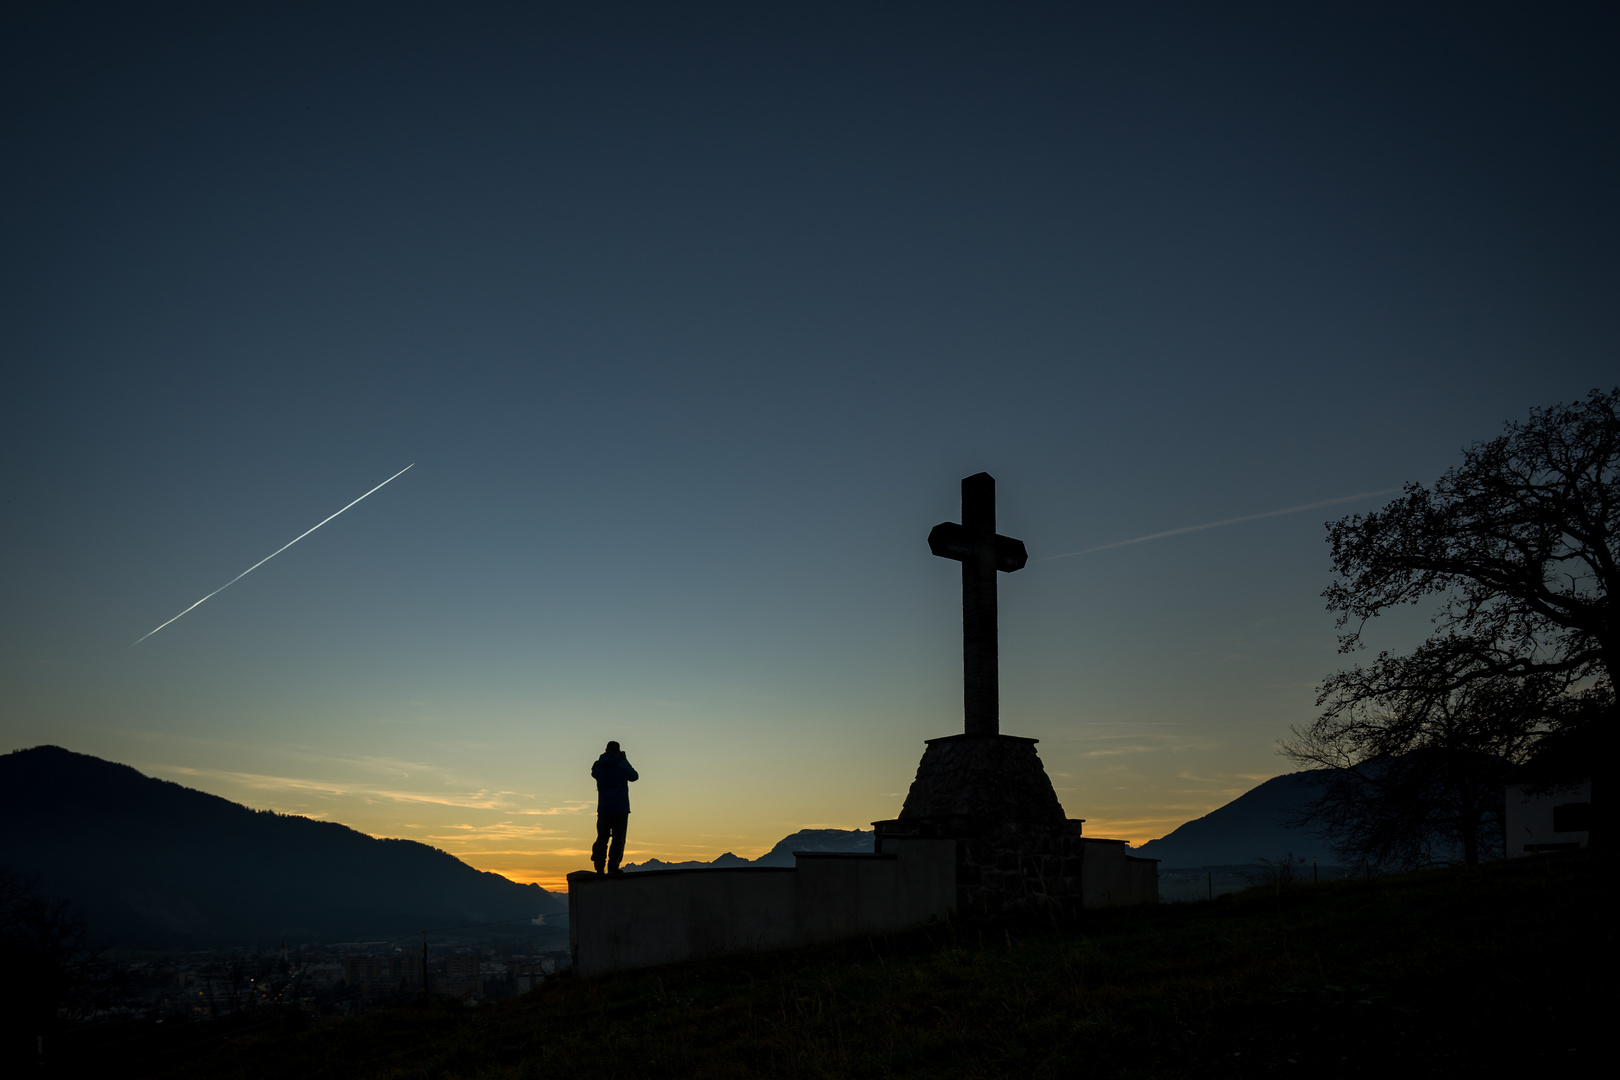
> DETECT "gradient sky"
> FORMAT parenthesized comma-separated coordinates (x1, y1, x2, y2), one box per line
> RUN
(3, 2, 1615, 890)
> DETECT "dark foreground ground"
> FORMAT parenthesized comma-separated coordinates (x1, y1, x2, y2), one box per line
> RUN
(41, 853, 1604, 1078)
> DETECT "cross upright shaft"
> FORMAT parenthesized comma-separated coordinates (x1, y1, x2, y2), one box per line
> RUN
(928, 473, 1028, 736)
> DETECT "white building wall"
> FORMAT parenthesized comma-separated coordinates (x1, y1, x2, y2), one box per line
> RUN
(1504, 779, 1591, 857)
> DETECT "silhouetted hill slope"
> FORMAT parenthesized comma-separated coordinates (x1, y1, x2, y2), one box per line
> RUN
(622, 828, 873, 872)
(1134, 772, 1334, 867)
(752, 828, 874, 866)
(0, 746, 564, 948)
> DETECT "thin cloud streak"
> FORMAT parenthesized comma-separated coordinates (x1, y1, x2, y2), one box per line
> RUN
(421, 822, 566, 842)
(133, 463, 415, 644)
(156, 763, 589, 815)
(1037, 488, 1401, 562)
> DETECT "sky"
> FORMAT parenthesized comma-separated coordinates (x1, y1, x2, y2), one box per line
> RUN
(2, 2, 1615, 891)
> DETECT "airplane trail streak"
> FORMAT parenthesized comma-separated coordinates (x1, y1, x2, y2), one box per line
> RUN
(133, 464, 416, 645)
(1037, 488, 1401, 562)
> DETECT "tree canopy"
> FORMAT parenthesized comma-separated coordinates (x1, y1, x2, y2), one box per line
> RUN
(1287, 388, 1615, 866)
(1326, 387, 1616, 688)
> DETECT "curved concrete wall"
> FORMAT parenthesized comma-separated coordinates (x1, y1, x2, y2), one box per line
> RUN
(568, 838, 956, 977)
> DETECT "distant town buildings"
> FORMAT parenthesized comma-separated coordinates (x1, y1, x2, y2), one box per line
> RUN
(46, 938, 569, 1049)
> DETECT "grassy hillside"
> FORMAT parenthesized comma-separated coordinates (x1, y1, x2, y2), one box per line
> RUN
(69, 853, 1605, 1078)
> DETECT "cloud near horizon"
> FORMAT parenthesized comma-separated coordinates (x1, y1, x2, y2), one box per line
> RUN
(151, 763, 591, 816)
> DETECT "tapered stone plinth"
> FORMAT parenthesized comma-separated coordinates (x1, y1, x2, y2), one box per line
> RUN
(895, 734, 1066, 835)
(875, 733, 1087, 914)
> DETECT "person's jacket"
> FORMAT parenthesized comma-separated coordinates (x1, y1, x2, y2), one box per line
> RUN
(591, 753, 639, 814)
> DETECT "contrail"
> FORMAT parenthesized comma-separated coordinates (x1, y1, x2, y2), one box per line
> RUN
(1037, 488, 1401, 562)
(133, 463, 416, 645)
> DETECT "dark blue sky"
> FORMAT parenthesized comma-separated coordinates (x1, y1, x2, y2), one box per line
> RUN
(3, 2, 1614, 885)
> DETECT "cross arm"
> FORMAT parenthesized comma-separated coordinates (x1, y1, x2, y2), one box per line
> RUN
(928, 523, 1029, 572)
(927, 522, 972, 560)
(995, 535, 1029, 572)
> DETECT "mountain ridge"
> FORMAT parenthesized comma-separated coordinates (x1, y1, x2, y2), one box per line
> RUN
(624, 773, 1341, 875)
(0, 746, 564, 948)
(1133, 771, 1334, 867)
(623, 828, 875, 871)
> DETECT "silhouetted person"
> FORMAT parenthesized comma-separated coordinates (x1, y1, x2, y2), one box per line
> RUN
(590, 740, 638, 874)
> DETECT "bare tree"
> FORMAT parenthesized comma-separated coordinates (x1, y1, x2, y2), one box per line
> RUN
(0, 870, 101, 1057)
(1323, 388, 1617, 696)
(1288, 388, 1617, 863)
(1286, 646, 1569, 867)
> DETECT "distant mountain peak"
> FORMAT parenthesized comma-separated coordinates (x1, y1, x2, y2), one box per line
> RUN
(622, 827, 875, 872)
(1132, 771, 1333, 868)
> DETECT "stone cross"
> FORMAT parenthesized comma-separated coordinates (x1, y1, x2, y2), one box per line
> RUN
(928, 472, 1027, 736)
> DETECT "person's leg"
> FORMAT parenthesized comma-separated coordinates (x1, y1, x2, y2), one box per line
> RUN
(591, 814, 611, 873)
(607, 813, 628, 872)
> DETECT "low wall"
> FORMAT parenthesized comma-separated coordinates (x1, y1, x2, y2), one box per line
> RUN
(567, 838, 956, 977)
(1077, 838, 1159, 908)
(875, 818, 1159, 913)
